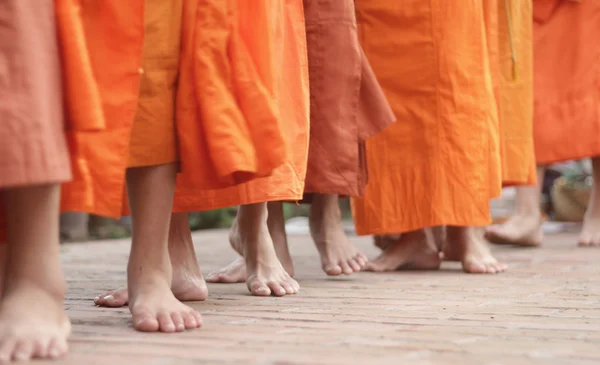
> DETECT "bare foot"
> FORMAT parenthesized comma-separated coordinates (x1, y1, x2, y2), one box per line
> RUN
(309, 194, 367, 275)
(126, 164, 202, 332)
(579, 213, 600, 247)
(0, 184, 70, 361)
(0, 286, 70, 362)
(445, 226, 508, 274)
(367, 230, 441, 272)
(237, 203, 299, 296)
(206, 202, 294, 283)
(128, 275, 202, 332)
(485, 214, 543, 247)
(95, 213, 208, 307)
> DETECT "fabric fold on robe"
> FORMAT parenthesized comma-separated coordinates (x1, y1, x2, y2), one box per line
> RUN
(533, 0, 600, 164)
(351, 0, 501, 236)
(301, 0, 395, 199)
(58, 0, 305, 218)
(484, 0, 536, 186)
(173, 0, 310, 212)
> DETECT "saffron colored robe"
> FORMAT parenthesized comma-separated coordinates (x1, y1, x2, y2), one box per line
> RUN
(351, 0, 501, 235)
(56, 0, 309, 217)
(533, 0, 600, 164)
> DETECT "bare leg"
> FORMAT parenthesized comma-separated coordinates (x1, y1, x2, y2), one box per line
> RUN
(0, 184, 70, 361)
(94, 212, 208, 307)
(234, 203, 298, 296)
(366, 229, 441, 272)
(485, 166, 545, 246)
(579, 157, 600, 247)
(309, 194, 367, 275)
(206, 202, 294, 283)
(126, 164, 202, 332)
(445, 226, 507, 274)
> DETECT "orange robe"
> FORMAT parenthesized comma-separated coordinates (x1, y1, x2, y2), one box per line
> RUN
(485, 0, 537, 186)
(302, 0, 395, 198)
(533, 0, 600, 164)
(57, 0, 309, 217)
(351, 1, 501, 235)
(172, 0, 309, 212)
(0, 0, 88, 240)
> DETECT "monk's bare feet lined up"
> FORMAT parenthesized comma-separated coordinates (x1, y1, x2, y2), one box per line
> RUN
(445, 226, 507, 274)
(207, 202, 294, 284)
(126, 165, 202, 332)
(95, 213, 208, 307)
(367, 229, 441, 272)
(485, 214, 543, 247)
(310, 194, 367, 275)
(0, 185, 70, 361)
(233, 203, 299, 296)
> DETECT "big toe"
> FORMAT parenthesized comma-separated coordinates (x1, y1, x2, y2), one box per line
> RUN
(323, 263, 343, 276)
(248, 279, 271, 296)
(266, 282, 287, 297)
(132, 308, 160, 332)
(95, 290, 128, 307)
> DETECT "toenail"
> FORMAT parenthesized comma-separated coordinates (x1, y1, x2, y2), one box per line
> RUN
(94, 296, 99, 301)
(49, 348, 60, 358)
(104, 295, 115, 301)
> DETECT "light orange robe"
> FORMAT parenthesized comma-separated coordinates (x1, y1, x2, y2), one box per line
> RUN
(533, 0, 600, 164)
(0, 0, 93, 240)
(485, 0, 537, 186)
(57, 0, 309, 217)
(351, 1, 501, 235)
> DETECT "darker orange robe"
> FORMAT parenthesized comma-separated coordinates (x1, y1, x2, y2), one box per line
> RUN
(57, 0, 308, 217)
(533, 0, 600, 164)
(302, 0, 395, 198)
(351, 1, 501, 235)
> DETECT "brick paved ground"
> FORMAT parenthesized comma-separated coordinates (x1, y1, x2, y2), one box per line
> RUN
(39, 229, 600, 365)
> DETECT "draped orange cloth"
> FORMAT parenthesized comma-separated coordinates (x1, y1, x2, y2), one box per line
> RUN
(301, 0, 395, 198)
(57, 0, 309, 217)
(533, 0, 600, 164)
(351, 1, 502, 235)
(172, 0, 309, 212)
(485, 0, 536, 186)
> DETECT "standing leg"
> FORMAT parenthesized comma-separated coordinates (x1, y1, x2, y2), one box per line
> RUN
(0, 184, 70, 361)
(579, 157, 600, 247)
(95, 212, 208, 307)
(126, 164, 202, 332)
(485, 166, 546, 246)
(309, 194, 367, 275)
(232, 203, 299, 296)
